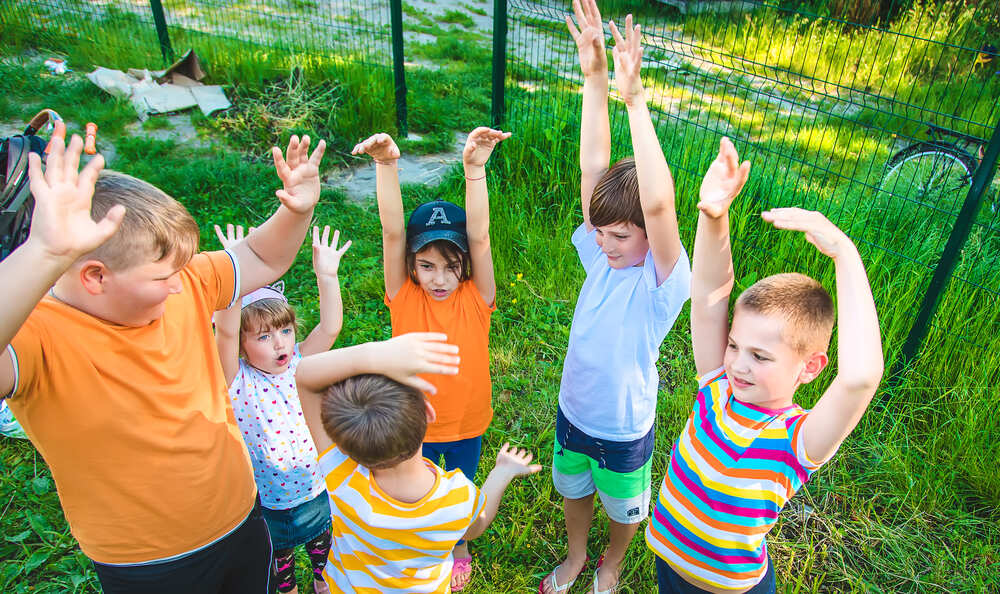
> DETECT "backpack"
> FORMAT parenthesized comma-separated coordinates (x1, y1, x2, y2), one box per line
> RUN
(1, 109, 61, 260)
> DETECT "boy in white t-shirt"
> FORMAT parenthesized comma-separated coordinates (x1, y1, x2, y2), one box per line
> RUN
(542, 5, 691, 593)
(295, 333, 541, 593)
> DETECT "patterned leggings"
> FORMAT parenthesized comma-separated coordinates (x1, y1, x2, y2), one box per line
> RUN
(273, 529, 332, 593)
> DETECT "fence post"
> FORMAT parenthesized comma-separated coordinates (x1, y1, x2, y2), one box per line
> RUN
(491, 0, 508, 127)
(894, 119, 1000, 375)
(148, 0, 174, 65)
(389, 0, 408, 137)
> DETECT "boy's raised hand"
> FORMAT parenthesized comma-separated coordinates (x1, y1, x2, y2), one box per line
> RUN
(762, 208, 853, 260)
(26, 121, 123, 262)
(351, 133, 400, 163)
(213, 223, 254, 249)
(566, 0, 607, 78)
(698, 137, 751, 218)
(271, 135, 326, 214)
(609, 14, 644, 106)
(312, 225, 352, 279)
(375, 333, 460, 394)
(462, 127, 511, 168)
(494, 444, 543, 478)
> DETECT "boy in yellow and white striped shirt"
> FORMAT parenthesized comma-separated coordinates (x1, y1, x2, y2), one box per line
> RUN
(296, 333, 541, 593)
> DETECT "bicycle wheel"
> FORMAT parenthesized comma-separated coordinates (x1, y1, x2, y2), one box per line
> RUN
(880, 142, 977, 217)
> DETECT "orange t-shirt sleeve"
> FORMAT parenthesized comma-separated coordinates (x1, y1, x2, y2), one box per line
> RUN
(8, 311, 51, 401)
(187, 250, 239, 311)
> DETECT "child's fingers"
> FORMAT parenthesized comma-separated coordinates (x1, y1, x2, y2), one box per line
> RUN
(337, 239, 352, 255)
(608, 19, 625, 47)
(565, 15, 581, 40)
(63, 135, 84, 185)
(312, 225, 320, 246)
(93, 204, 126, 243)
(407, 377, 438, 394)
(27, 153, 46, 197)
(213, 224, 226, 246)
(527, 464, 543, 474)
(77, 152, 105, 194)
(308, 139, 326, 167)
(271, 146, 291, 180)
(424, 340, 460, 356)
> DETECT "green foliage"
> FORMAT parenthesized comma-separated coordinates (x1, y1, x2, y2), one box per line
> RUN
(1, 1, 999, 592)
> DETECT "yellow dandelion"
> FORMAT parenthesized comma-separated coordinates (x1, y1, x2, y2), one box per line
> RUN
(512, 298, 518, 304)
(516, 273, 523, 280)
(509, 282, 516, 287)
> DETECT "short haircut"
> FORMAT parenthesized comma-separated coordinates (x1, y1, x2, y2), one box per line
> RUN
(405, 239, 472, 284)
(240, 298, 297, 345)
(86, 170, 199, 271)
(735, 273, 835, 354)
(589, 157, 645, 231)
(320, 374, 427, 469)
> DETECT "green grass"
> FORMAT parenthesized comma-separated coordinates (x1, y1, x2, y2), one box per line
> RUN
(2, 1, 1000, 593)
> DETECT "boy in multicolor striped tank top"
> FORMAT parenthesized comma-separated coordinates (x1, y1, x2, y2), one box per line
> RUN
(645, 139, 884, 593)
(295, 333, 542, 593)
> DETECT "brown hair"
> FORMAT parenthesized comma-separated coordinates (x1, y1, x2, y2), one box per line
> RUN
(735, 273, 835, 354)
(86, 170, 200, 271)
(320, 374, 427, 469)
(239, 298, 297, 356)
(589, 157, 645, 230)
(405, 239, 472, 284)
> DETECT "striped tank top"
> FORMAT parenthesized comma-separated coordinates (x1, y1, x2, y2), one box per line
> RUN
(645, 367, 828, 590)
(318, 445, 486, 593)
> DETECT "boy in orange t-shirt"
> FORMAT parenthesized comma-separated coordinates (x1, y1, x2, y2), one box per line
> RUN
(351, 126, 509, 591)
(0, 124, 327, 593)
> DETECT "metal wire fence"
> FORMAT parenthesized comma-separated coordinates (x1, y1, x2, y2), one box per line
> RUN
(496, 0, 1000, 385)
(0, 0, 402, 126)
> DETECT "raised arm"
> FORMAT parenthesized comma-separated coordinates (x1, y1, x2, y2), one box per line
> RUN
(691, 138, 751, 376)
(462, 127, 510, 305)
(610, 16, 682, 285)
(351, 133, 407, 299)
(566, 0, 610, 230)
(231, 135, 326, 297)
(762, 208, 884, 463)
(462, 444, 542, 541)
(212, 223, 252, 385)
(296, 333, 460, 454)
(299, 226, 352, 356)
(1, 125, 123, 398)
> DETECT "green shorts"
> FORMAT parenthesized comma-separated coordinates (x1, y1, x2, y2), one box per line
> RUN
(551, 411, 653, 524)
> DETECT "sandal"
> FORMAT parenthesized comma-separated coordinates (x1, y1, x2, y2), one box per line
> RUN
(451, 556, 473, 592)
(592, 554, 619, 594)
(538, 556, 589, 594)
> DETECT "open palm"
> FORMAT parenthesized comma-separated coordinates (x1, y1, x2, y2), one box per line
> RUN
(272, 135, 325, 214)
(698, 137, 751, 218)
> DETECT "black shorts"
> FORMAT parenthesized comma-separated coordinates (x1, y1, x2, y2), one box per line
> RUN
(92, 498, 275, 594)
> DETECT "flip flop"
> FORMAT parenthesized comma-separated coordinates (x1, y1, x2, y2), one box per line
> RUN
(538, 556, 590, 594)
(452, 556, 473, 592)
(592, 555, 619, 594)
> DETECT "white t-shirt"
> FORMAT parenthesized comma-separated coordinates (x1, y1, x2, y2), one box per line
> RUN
(229, 345, 325, 509)
(558, 224, 691, 441)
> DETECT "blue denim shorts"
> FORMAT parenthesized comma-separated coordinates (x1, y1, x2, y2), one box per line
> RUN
(261, 492, 331, 551)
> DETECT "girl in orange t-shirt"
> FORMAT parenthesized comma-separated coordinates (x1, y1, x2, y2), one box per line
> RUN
(352, 126, 510, 592)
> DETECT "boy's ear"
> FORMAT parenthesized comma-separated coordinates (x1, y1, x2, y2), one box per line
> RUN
(797, 351, 829, 385)
(79, 260, 109, 296)
(424, 398, 437, 424)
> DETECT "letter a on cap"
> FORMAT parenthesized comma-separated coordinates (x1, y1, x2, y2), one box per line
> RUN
(426, 207, 452, 226)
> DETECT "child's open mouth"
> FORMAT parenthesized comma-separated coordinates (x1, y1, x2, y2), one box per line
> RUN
(276, 354, 289, 365)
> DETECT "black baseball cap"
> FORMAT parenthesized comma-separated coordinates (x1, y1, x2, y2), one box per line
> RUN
(406, 200, 468, 252)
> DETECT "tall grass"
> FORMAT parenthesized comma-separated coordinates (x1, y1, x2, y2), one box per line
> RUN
(1, 1, 999, 592)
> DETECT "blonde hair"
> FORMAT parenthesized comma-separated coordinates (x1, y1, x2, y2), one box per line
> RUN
(85, 170, 199, 271)
(735, 273, 835, 354)
(589, 157, 644, 231)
